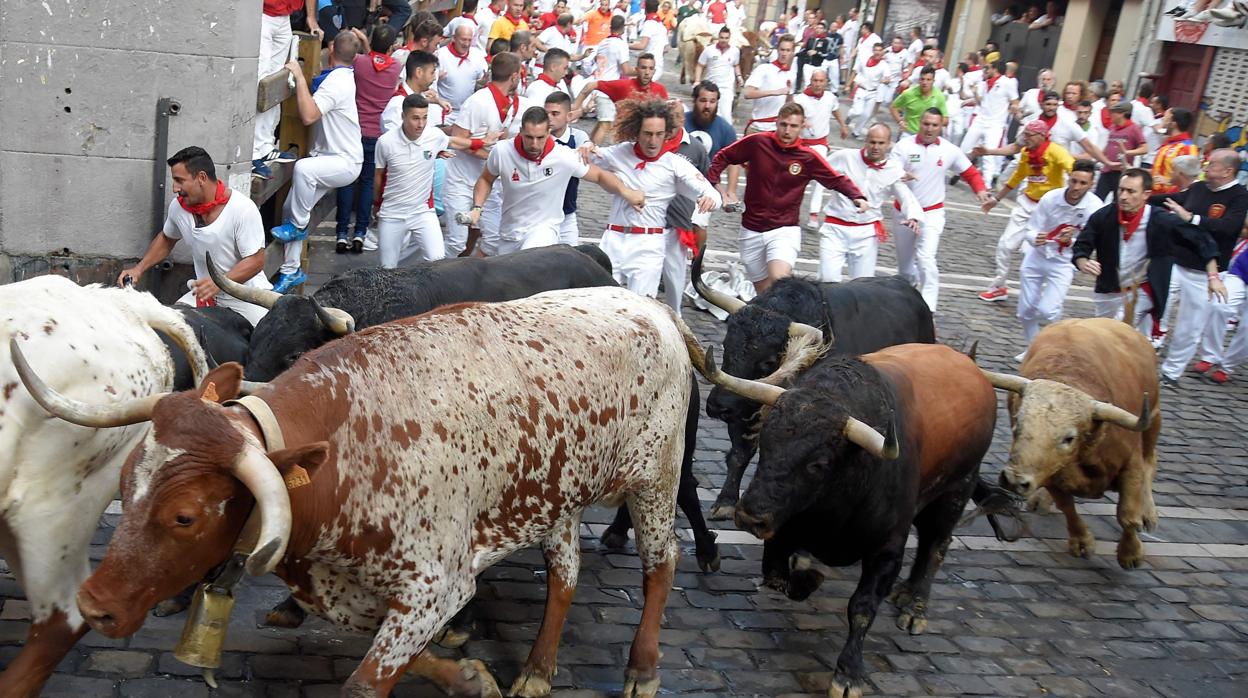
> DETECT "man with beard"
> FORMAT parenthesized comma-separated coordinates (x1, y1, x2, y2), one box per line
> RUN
(685, 81, 738, 160)
(573, 51, 668, 143)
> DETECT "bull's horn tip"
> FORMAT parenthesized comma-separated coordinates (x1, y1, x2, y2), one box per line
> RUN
(704, 344, 718, 373)
(245, 538, 284, 576)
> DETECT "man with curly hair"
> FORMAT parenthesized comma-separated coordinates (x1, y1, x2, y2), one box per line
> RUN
(584, 98, 722, 295)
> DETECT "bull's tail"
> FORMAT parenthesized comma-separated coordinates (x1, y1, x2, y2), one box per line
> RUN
(964, 476, 1029, 542)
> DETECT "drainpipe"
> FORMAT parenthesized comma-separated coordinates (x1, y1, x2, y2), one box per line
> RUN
(150, 97, 181, 295)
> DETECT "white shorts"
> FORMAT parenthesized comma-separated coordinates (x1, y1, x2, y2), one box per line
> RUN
(595, 92, 618, 122)
(495, 223, 561, 256)
(739, 226, 801, 282)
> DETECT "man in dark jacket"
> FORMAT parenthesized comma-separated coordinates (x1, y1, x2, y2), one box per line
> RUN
(1154, 149, 1248, 383)
(797, 20, 841, 90)
(1072, 168, 1226, 376)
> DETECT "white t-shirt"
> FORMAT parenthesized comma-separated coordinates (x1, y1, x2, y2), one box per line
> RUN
(883, 47, 908, 81)
(1119, 205, 1151, 282)
(525, 75, 572, 103)
(1019, 87, 1047, 123)
(538, 25, 574, 60)
(793, 90, 838, 141)
(486, 138, 590, 238)
(436, 45, 490, 117)
(473, 5, 498, 51)
(591, 34, 630, 79)
(744, 61, 797, 131)
(1047, 114, 1090, 154)
(908, 65, 951, 93)
(976, 75, 1019, 126)
(852, 33, 882, 71)
(637, 18, 668, 76)
(444, 86, 531, 187)
(311, 67, 364, 165)
(893, 135, 977, 207)
(1026, 187, 1104, 261)
(697, 44, 740, 88)
(381, 83, 446, 135)
(593, 144, 720, 228)
(162, 193, 272, 321)
(375, 125, 451, 220)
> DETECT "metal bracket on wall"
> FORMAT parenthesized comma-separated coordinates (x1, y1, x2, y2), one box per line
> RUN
(151, 97, 182, 293)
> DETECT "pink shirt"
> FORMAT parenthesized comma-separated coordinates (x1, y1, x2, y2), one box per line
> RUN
(352, 53, 403, 139)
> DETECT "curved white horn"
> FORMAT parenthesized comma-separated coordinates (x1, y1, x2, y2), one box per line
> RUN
(843, 415, 899, 460)
(232, 447, 293, 576)
(206, 252, 282, 309)
(787, 321, 826, 343)
(146, 315, 210, 386)
(10, 338, 164, 428)
(309, 297, 356, 336)
(700, 344, 786, 405)
(982, 370, 1031, 394)
(1092, 392, 1152, 432)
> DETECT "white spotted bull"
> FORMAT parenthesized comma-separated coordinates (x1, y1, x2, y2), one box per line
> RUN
(13, 287, 688, 698)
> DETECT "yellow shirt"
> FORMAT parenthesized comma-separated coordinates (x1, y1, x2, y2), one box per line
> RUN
(488, 15, 529, 43)
(1006, 141, 1074, 202)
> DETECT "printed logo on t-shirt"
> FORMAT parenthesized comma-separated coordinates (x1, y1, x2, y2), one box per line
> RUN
(424, 150, 433, 160)
(1209, 204, 1226, 219)
(512, 169, 521, 181)
(936, 158, 943, 167)
(908, 154, 920, 163)
(544, 167, 554, 177)
(788, 162, 802, 175)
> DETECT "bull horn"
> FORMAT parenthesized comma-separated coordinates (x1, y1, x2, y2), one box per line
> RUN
(206, 253, 282, 309)
(147, 315, 211, 387)
(843, 414, 899, 460)
(9, 338, 165, 428)
(788, 321, 825, 343)
(232, 446, 292, 576)
(309, 297, 355, 336)
(982, 370, 1030, 394)
(1092, 392, 1152, 432)
(702, 344, 785, 405)
(690, 245, 747, 315)
(238, 380, 268, 396)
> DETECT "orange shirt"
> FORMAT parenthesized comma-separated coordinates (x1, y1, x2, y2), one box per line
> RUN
(580, 8, 613, 46)
(1152, 132, 1199, 193)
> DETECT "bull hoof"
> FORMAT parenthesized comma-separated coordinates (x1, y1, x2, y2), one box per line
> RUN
(696, 547, 721, 573)
(1117, 536, 1145, 570)
(1025, 488, 1055, 513)
(1067, 531, 1096, 559)
(262, 597, 307, 629)
(600, 528, 629, 550)
(152, 595, 190, 617)
(708, 500, 737, 521)
(784, 568, 825, 602)
(828, 670, 867, 698)
(896, 601, 929, 635)
(459, 659, 502, 698)
(1143, 502, 1160, 532)
(763, 572, 787, 591)
(622, 669, 660, 698)
(434, 625, 472, 650)
(887, 581, 914, 609)
(506, 668, 552, 697)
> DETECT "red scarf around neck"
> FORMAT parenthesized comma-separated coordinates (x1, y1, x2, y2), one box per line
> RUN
(371, 51, 396, 72)
(1026, 139, 1051, 171)
(633, 136, 680, 168)
(1119, 205, 1145, 241)
(1162, 131, 1193, 147)
(865, 56, 882, 67)
(503, 11, 524, 25)
(645, 12, 660, 21)
(487, 82, 519, 125)
(179, 180, 230, 217)
(1100, 107, 1113, 129)
(538, 73, 559, 86)
(448, 43, 472, 65)
(1039, 113, 1057, 130)
(861, 149, 886, 169)
(985, 75, 1000, 92)
(772, 60, 791, 71)
(514, 134, 555, 163)
(803, 86, 824, 98)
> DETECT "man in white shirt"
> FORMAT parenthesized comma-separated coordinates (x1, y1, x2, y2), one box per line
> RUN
(742, 34, 797, 133)
(437, 23, 491, 120)
(793, 69, 849, 226)
(544, 91, 592, 244)
(881, 35, 908, 99)
(901, 46, 949, 92)
(474, 0, 504, 51)
(837, 8, 860, 81)
(583, 14, 634, 141)
(1018, 68, 1055, 124)
(467, 106, 641, 255)
(383, 51, 447, 134)
(588, 97, 722, 294)
(1016, 161, 1102, 354)
(819, 124, 924, 282)
(977, 91, 1114, 169)
(959, 60, 1018, 186)
(893, 109, 992, 311)
(525, 48, 574, 104)
(694, 26, 743, 123)
(632, 0, 669, 79)
(271, 32, 365, 294)
(847, 42, 890, 138)
(119, 146, 271, 326)
(443, 52, 529, 257)
(373, 95, 496, 268)
(850, 22, 882, 74)
(444, 0, 483, 40)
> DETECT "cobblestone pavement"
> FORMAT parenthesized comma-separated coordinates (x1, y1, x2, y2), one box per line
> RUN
(3, 54, 1247, 697)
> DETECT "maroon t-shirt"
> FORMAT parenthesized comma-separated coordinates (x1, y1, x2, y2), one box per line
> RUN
(1104, 120, 1146, 165)
(353, 52, 403, 139)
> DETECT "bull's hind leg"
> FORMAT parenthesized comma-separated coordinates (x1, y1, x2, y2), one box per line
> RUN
(891, 483, 974, 635)
(509, 514, 582, 698)
(622, 487, 679, 698)
(831, 547, 904, 698)
(1049, 488, 1096, 559)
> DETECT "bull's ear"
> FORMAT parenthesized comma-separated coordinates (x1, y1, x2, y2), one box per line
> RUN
(198, 363, 243, 402)
(266, 442, 330, 486)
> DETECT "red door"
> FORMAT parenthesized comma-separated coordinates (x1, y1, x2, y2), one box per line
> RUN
(1156, 43, 1214, 112)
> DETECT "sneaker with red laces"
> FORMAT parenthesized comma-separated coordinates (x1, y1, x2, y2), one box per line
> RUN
(1209, 369, 1230, 384)
(978, 287, 1008, 302)
(1192, 360, 1215, 373)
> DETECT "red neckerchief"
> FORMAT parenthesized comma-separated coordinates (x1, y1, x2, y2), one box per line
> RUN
(370, 51, 396, 72)
(394, 82, 412, 98)
(514, 134, 555, 163)
(566, 27, 578, 41)
(802, 87, 824, 99)
(503, 11, 524, 25)
(716, 42, 731, 53)
(1026, 139, 1051, 171)
(462, 12, 476, 21)
(1100, 107, 1113, 129)
(865, 56, 882, 67)
(487, 82, 519, 125)
(1039, 113, 1057, 130)
(769, 131, 801, 150)
(663, 127, 684, 153)
(645, 12, 660, 21)
(985, 75, 1000, 92)
(538, 73, 558, 86)
(633, 137, 679, 168)
(1162, 131, 1193, 147)
(861, 149, 886, 169)
(1119, 205, 1145, 242)
(179, 180, 230, 217)
(1137, 97, 1150, 106)
(772, 60, 791, 71)
(448, 43, 472, 66)
(967, 65, 983, 72)
(1063, 99, 1077, 112)
(1045, 223, 1075, 251)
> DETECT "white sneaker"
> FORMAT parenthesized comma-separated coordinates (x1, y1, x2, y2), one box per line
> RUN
(361, 226, 379, 252)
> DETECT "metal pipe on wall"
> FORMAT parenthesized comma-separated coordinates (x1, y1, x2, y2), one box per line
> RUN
(150, 97, 181, 294)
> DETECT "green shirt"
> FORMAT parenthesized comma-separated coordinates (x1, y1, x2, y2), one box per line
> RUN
(891, 86, 948, 133)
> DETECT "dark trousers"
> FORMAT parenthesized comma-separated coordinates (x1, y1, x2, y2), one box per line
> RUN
(1096, 169, 1122, 203)
(321, 0, 412, 41)
(336, 136, 377, 239)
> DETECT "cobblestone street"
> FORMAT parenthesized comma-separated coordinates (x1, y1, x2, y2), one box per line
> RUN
(2, 64, 1246, 698)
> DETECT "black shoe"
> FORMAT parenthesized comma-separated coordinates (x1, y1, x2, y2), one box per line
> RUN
(1160, 375, 1180, 389)
(949, 173, 960, 186)
(351, 236, 364, 254)
(1164, 6, 1187, 16)
(336, 239, 349, 254)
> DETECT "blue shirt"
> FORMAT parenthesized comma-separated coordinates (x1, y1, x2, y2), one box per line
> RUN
(1231, 245, 1248, 284)
(685, 112, 738, 161)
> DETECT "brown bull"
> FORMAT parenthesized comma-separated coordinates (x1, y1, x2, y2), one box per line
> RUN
(984, 318, 1160, 568)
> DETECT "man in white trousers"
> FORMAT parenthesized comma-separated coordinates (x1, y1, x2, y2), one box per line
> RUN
(468, 106, 641, 255)
(659, 114, 711, 316)
(742, 35, 798, 134)
(270, 32, 364, 294)
(1016, 161, 1102, 358)
(1207, 239, 1248, 384)
(252, 1, 320, 179)
(959, 60, 1018, 187)
(693, 26, 743, 123)
(893, 108, 991, 311)
(819, 123, 923, 282)
(587, 97, 721, 295)
(793, 69, 850, 228)
(847, 42, 890, 138)
(373, 95, 499, 268)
